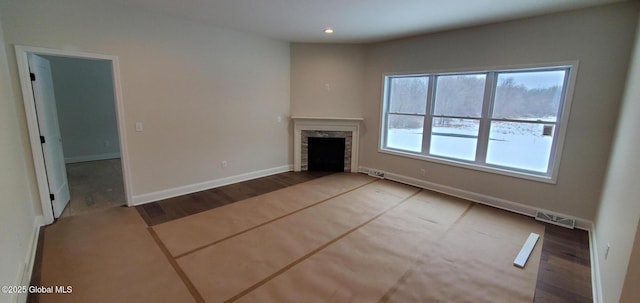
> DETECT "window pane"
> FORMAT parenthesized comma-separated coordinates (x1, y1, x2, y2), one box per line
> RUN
(389, 76, 428, 114)
(433, 74, 486, 117)
(493, 70, 566, 122)
(486, 121, 554, 173)
(386, 114, 424, 152)
(430, 118, 479, 161)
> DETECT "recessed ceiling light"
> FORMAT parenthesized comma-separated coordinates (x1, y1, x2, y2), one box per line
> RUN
(324, 28, 334, 34)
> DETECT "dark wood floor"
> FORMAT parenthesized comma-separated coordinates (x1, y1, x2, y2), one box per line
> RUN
(534, 224, 592, 302)
(32, 171, 592, 302)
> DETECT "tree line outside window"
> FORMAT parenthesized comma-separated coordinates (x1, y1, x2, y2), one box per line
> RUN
(381, 65, 571, 179)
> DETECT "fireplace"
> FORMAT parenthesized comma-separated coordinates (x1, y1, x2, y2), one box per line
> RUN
(308, 137, 346, 172)
(292, 117, 362, 173)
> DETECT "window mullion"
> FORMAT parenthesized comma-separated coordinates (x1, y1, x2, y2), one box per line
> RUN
(421, 75, 435, 155)
(475, 72, 495, 164)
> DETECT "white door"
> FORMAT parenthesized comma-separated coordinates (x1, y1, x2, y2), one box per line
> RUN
(28, 54, 70, 218)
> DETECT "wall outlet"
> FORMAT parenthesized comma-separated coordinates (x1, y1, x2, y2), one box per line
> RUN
(15, 233, 23, 249)
(420, 168, 426, 177)
(221, 160, 228, 168)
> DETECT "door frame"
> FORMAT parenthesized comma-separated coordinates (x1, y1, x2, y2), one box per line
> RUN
(15, 45, 133, 224)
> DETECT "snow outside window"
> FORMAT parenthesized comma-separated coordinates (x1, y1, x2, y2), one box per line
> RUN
(380, 65, 574, 182)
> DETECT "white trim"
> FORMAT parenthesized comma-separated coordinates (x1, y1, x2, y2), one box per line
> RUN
(65, 153, 120, 164)
(290, 116, 364, 122)
(381, 60, 582, 78)
(514, 232, 540, 268)
(359, 165, 592, 230)
(292, 117, 362, 173)
(14, 45, 133, 224)
(590, 226, 604, 303)
(12, 215, 44, 303)
(132, 165, 292, 205)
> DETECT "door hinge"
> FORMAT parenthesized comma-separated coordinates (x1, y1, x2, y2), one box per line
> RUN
(40, 136, 45, 144)
(49, 194, 55, 201)
(30, 72, 36, 81)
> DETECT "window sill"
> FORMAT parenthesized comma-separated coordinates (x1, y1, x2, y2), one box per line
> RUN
(378, 148, 558, 184)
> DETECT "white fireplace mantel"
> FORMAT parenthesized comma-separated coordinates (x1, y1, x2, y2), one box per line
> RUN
(292, 116, 363, 172)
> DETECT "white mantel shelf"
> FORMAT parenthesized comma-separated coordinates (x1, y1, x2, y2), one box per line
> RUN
(291, 116, 364, 121)
(292, 116, 362, 172)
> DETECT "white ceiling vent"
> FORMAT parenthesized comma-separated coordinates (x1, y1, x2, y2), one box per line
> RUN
(535, 211, 575, 229)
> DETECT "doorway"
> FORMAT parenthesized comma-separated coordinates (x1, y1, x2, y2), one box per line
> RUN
(43, 55, 125, 217)
(15, 46, 132, 225)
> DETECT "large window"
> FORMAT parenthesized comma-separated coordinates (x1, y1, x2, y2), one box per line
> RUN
(381, 65, 574, 182)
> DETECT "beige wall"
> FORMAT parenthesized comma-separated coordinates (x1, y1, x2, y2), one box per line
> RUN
(291, 43, 366, 118)
(361, 3, 638, 220)
(0, 14, 39, 299)
(0, 0, 291, 198)
(595, 12, 640, 303)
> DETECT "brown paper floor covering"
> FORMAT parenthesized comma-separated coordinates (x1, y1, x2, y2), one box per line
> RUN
(153, 173, 376, 257)
(37, 173, 546, 303)
(38, 207, 194, 303)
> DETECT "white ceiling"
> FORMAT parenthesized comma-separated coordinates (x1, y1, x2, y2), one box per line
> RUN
(105, 0, 626, 43)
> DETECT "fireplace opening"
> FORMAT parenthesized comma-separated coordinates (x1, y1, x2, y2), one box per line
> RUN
(308, 137, 346, 172)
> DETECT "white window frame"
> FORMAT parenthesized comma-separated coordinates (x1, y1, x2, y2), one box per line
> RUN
(379, 62, 578, 184)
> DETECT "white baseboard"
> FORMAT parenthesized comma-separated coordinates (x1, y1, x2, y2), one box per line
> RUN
(358, 166, 592, 230)
(13, 215, 44, 303)
(590, 226, 603, 303)
(132, 165, 292, 206)
(65, 153, 120, 164)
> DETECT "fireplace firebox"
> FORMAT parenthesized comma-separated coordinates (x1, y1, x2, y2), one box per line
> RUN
(308, 137, 346, 172)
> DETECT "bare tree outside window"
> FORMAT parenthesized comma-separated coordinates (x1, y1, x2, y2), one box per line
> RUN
(382, 66, 571, 178)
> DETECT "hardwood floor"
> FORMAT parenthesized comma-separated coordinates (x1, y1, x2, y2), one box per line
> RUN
(534, 224, 592, 302)
(32, 171, 592, 302)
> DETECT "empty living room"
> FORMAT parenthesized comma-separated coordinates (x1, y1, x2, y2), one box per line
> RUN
(1, 0, 640, 302)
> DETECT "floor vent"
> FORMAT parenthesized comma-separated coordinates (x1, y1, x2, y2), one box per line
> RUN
(535, 211, 575, 229)
(367, 170, 385, 179)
